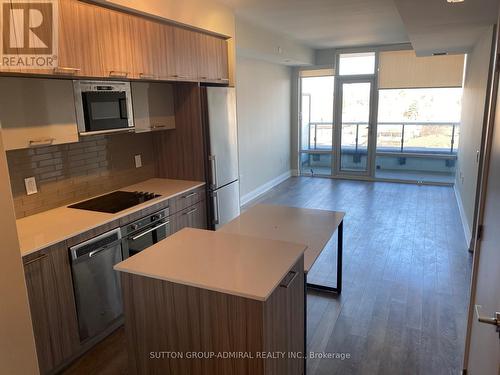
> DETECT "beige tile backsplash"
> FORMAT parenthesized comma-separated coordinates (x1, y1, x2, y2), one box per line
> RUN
(7, 132, 156, 218)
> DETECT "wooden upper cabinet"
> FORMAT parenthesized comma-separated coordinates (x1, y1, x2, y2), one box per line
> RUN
(132, 20, 177, 80)
(197, 33, 219, 81)
(196, 33, 229, 82)
(172, 27, 199, 80)
(93, 6, 135, 78)
(216, 38, 230, 82)
(2, 0, 230, 83)
(58, 0, 102, 77)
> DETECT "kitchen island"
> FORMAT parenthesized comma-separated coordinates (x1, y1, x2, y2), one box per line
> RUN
(114, 204, 345, 375)
(115, 228, 306, 375)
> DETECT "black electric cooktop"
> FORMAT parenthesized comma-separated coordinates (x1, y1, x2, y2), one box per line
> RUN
(68, 191, 161, 213)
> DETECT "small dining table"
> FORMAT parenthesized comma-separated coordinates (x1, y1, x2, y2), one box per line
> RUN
(219, 204, 345, 294)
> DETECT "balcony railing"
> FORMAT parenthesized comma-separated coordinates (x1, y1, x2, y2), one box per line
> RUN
(305, 122, 460, 156)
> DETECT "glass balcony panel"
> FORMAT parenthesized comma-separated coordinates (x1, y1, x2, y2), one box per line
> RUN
(300, 152, 332, 176)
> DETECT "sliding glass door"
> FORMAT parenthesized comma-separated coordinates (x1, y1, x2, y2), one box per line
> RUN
(334, 77, 377, 177)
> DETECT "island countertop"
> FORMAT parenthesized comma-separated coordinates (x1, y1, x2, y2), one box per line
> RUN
(114, 227, 306, 301)
(17, 178, 205, 256)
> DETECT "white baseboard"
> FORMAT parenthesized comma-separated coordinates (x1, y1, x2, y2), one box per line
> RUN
(240, 171, 292, 206)
(454, 185, 472, 245)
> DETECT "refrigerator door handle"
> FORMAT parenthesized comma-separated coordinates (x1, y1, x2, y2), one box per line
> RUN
(209, 155, 218, 189)
(212, 191, 220, 225)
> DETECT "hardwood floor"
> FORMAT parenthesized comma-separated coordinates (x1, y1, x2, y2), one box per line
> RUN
(63, 177, 472, 375)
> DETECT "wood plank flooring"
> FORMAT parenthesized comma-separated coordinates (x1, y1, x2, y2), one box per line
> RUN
(63, 177, 472, 375)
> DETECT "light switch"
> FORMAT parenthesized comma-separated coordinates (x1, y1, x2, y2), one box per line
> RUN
(24, 177, 38, 195)
(134, 154, 142, 168)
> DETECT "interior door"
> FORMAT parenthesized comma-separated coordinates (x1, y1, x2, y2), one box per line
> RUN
(334, 77, 376, 176)
(464, 23, 500, 374)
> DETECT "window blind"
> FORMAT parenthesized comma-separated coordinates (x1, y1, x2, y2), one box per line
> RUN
(378, 50, 465, 89)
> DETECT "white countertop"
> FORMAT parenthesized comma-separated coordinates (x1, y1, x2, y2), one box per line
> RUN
(17, 178, 205, 256)
(114, 228, 306, 301)
(219, 204, 345, 272)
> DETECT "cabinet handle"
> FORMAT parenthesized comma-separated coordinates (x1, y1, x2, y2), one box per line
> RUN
(29, 138, 55, 147)
(184, 208, 197, 216)
(200, 76, 208, 80)
(219, 78, 229, 82)
(131, 221, 170, 241)
(280, 271, 298, 288)
(109, 71, 129, 78)
(24, 253, 48, 266)
(151, 124, 167, 129)
(182, 192, 197, 199)
(168, 74, 187, 79)
(139, 73, 155, 79)
(53, 66, 80, 75)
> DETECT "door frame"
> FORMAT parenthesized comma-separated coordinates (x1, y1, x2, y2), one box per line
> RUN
(333, 75, 378, 178)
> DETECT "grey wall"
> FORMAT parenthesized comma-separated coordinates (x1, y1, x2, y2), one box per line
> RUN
(456, 26, 494, 243)
(236, 55, 292, 200)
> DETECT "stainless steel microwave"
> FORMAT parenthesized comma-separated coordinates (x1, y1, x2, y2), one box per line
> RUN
(73, 80, 134, 135)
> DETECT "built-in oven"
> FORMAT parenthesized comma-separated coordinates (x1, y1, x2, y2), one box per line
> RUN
(121, 208, 171, 258)
(74, 80, 134, 135)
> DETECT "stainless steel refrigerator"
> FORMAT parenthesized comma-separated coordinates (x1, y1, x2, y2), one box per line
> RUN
(202, 86, 240, 229)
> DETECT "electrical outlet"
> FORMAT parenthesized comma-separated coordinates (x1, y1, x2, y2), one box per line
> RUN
(24, 177, 38, 195)
(134, 154, 142, 168)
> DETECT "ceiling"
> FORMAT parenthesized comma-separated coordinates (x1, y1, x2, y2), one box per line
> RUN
(218, 0, 409, 49)
(394, 0, 499, 55)
(218, 0, 499, 55)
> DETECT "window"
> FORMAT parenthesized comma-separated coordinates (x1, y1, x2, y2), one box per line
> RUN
(300, 75, 334, 151)
(377, 88, 462, 153)
(375, 87, 463, 184)
(338, 52, 376, 75)
(299, 73, 334, 176)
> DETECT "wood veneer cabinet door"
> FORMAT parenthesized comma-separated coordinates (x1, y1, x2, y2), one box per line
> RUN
(93, 5, 135, 78)
(130, 17, 177, 80)
(171, 200, 207, 234)
(121, 256, 304, 374)
(172, 27, 198, 80)
(23, 243, 80, 374)
(57, 0, 103, 77)
(264, 257, 304, 375)
(216, 38, 230, 82)
(197, 33, 219, 81)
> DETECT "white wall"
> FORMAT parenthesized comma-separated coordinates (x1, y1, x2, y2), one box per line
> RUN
(236, 56, 292, 203)
(236, 18, 314, 66)
(455, 26, 494, 244)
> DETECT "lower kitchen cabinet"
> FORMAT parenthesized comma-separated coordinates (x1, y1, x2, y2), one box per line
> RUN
(171, 199, 207, 233)
(120, 255, 305, 375)
(23, 242, 80, 374)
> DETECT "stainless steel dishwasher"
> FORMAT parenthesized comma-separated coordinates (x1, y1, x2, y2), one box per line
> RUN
(69, 228, 123, 342)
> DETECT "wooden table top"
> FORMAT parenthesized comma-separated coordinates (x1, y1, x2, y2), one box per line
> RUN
(219, 204, 345, 272)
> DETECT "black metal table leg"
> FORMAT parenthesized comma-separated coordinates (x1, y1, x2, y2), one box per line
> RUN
(306, 219, 343, 294)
